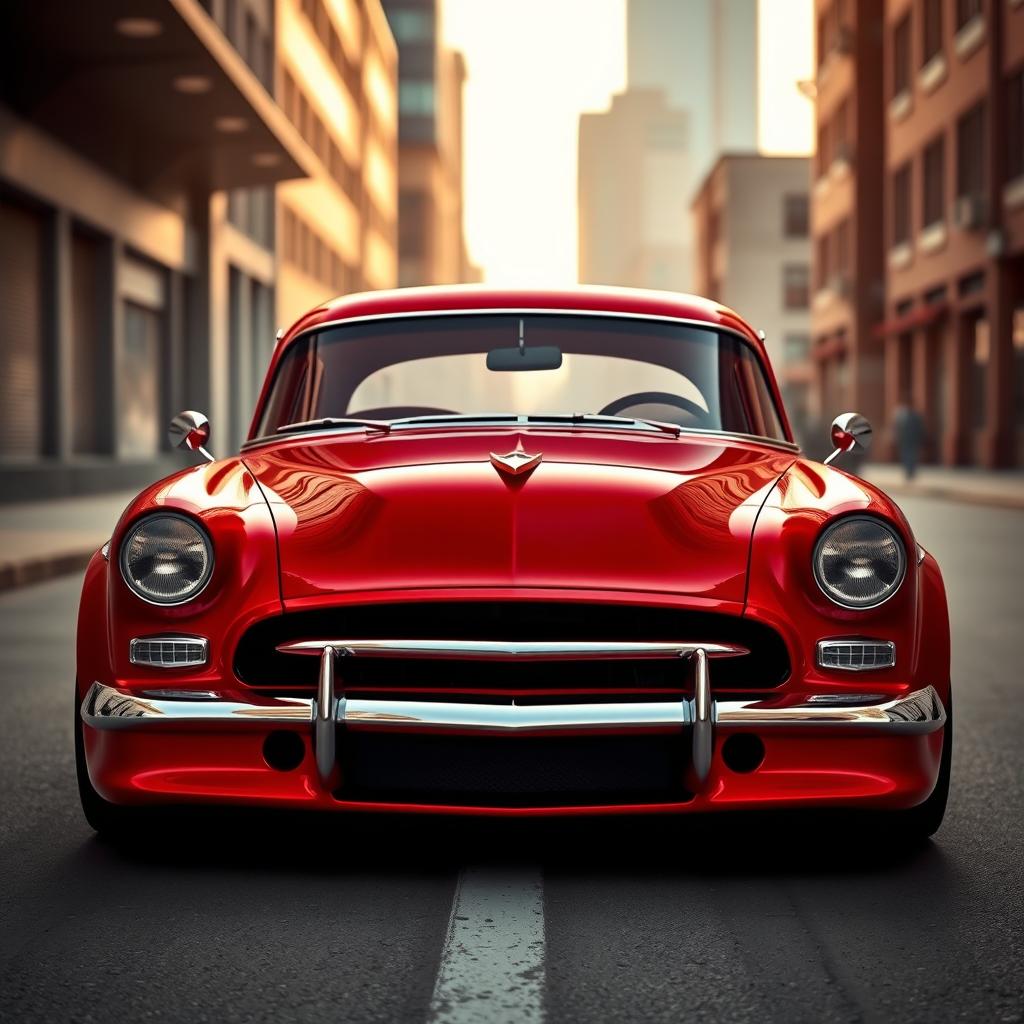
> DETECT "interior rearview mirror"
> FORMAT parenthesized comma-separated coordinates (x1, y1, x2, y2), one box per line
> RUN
(486, 345, 563, 372)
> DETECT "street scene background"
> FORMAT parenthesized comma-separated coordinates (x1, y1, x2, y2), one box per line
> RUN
(1, 1, 1023, 1022)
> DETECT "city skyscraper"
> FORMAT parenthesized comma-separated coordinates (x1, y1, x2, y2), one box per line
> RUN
(626, 0, 759, 188)
(578, 90, 691, 291)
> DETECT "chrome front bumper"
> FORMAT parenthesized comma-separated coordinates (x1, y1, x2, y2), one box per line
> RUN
(82, 639, 947, 789)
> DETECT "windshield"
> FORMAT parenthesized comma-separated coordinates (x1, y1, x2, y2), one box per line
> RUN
(254, 314, 786, 440)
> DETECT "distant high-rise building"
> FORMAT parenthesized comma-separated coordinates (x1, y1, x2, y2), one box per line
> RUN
(578, 90, 691, 291)
(276, 0, 400, 337)
(691, 154, 813, 442)
(382, 0, 477, 286)
(627, 0, 759, 188)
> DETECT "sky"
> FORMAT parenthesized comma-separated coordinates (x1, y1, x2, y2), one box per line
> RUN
(442, 0, 814, 286)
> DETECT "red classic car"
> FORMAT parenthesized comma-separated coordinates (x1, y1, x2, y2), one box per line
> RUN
(76, 286, 951, 837)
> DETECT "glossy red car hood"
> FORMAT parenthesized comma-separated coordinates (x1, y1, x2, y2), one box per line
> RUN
(243, 428, 796, 604)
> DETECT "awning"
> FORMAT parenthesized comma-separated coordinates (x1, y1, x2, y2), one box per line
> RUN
(0, 0, 319, 202)
(872, 301, 949, 339)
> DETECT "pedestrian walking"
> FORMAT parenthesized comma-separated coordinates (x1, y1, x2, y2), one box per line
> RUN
(893, 400, 925, 481)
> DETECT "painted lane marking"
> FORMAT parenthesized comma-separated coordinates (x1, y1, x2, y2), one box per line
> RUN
(427, 867, 545, 1024)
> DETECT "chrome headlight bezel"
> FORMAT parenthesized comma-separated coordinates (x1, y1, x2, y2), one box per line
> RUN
(119, 512, 214, 607)
(812, 515, 908, 611)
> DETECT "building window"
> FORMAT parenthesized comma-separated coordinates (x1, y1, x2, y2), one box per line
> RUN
(399, 80, 436, 117)
(783, 264, 810, 310)
(893, 14, 911, 96)
(835, 219, 850, 277)
(1014, 308, 1024, 427)
(972, 317, 989, 430)
(833, 99, 849, 163)
(893, 163, 912, 246)
(922, 135, 946, 229)
(816, 233, 831, 290)
(783, 194, 809, 237)
(1009, 69, 1024, 182)
(388, 8, 433, 43)
(399, 189, 428, 259)
(956, 101, 986, 200)
(955, 0, 981, 30)
(816, 122, 830, 178)
(121, 302, 163, 458)
(783, 333, 811, 364)
(817, 9, 829, 67)
(922, 0, 943, 65)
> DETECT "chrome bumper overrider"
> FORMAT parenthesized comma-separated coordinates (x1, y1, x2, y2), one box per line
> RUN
(81, 639, 947, 789)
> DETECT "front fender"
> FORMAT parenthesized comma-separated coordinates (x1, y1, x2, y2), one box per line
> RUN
(744, 460, 948, 698)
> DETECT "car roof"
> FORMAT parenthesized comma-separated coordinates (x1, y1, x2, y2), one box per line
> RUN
(279, 284, 766, 352)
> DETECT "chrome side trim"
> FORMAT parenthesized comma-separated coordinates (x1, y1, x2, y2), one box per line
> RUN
(716, 685, 946, 734)
(277, 639, 748, 661)
(80, 682, 312, 730)
(241, 307, 800, 455)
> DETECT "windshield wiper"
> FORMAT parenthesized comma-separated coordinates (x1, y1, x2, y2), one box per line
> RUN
(526, 414, 681, 437)
(276, 417, 391, 435)
(393, 414, 521, 426)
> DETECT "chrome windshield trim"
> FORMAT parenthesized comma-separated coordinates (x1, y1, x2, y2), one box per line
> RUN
(276, 639, 749, 661)
(241, 308, 799, 454)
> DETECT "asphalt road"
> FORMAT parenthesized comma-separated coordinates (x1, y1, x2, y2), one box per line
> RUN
(1, 495, 1022, 1024)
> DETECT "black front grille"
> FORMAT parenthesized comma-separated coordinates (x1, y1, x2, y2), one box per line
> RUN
(338, 732, 691, 808)
(234, 602, 790, 693)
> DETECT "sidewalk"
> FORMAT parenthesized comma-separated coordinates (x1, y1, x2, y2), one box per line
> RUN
(0, 492, 136, 591)
(861, 463, 1024, 511)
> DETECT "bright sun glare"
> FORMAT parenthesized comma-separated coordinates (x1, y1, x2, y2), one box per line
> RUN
(443, 0, 813, 287)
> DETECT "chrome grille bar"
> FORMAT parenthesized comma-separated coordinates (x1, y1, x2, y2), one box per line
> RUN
(277, 639, 748, 660)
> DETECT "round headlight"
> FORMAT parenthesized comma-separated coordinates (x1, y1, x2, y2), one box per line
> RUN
(119, 513, 213, 605)
(813, 516, 906, 609)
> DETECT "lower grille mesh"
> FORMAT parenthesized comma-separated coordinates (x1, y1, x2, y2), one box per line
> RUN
(337, 732, 691, 807)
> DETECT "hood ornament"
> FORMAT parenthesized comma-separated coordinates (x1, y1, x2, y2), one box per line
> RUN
(490, 448, 542, 477)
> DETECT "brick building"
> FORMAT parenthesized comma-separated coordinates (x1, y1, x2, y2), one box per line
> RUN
(880, 0, 1024, 467)
(810, 0, 887, 432)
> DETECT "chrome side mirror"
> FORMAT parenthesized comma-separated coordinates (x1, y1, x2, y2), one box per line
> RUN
(169, 410, 214, 463)
(824, 412, 872, 465)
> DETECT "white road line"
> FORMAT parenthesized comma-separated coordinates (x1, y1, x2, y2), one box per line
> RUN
(427, 867, 545, 1024)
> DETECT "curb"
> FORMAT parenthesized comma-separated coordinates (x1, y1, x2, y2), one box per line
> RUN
(0, 550, 94, 593)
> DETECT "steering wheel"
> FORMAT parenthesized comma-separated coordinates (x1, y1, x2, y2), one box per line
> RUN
(598, 391, 710, 425)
